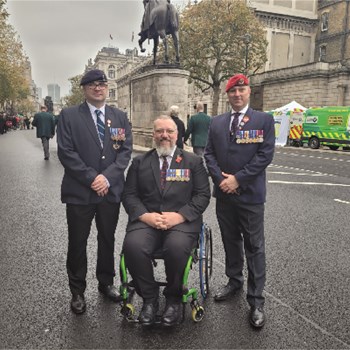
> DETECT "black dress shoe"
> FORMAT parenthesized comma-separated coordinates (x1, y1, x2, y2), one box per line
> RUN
(138, 301, 159, 326)
(214, 282, 243, 301)
(98, 284, 122, 303)
(250, 306, 266, 328)
(161, 302, 183, 327)
(71, 295, 86, 314)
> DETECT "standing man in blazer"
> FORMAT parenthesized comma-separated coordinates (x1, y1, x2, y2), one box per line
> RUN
(32, 105, 56, 160)
(122, 115, 210, 327)
(204, 74, 275, 328)
(57, 69, 132, 314)
(184, 101, 211, 156)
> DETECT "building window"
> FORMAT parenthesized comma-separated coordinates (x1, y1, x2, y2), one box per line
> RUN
(319, 45, 326, 62)
(321, 12, 328, 32)
(108, 65, 115, 79)
(109, 89, 116, 99)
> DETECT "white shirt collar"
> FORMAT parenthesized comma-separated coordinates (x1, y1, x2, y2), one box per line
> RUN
(87, 101, 106, 118)
(231, 105, 249, 115)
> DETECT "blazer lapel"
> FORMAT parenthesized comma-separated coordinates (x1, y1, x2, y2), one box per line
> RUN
(151, 150, 162, 194)
(103, 107, 111, 150)
(225, 112, 232, 144)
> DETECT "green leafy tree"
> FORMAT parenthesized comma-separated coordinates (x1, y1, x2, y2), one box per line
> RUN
(179, 0, 268, 115)
(62, 74, 85, 107)
(0, 0, 30, 111)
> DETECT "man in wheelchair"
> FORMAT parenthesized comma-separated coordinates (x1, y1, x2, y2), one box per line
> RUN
(122, 115, 210, 327)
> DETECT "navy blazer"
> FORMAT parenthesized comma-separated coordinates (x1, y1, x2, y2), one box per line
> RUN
(204, 107, 275, 204)
(57, 102, 132, 205)
(123, 148, 210, 233)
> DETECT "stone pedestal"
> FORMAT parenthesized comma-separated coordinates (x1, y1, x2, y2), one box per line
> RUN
(130, 65, 190, 148)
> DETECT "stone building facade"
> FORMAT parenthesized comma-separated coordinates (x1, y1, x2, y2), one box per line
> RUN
(251, 0, 350, 111)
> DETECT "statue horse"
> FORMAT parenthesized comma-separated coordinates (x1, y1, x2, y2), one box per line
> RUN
(139, 0, 180, 65)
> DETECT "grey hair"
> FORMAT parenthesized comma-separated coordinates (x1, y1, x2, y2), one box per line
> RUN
(169, 105, 179, 117)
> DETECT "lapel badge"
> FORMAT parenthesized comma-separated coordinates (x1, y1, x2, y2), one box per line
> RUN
(175, 155, 182, 163)
(107, 119, 111, 128)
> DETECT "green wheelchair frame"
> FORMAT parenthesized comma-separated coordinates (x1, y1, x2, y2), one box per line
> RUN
(119, 223, 213, 323)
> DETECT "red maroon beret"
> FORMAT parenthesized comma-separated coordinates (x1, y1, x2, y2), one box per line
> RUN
(225, 74, 249, 92)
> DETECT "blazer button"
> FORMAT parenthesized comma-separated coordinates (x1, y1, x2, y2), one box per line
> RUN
(102, 156, 105, 159)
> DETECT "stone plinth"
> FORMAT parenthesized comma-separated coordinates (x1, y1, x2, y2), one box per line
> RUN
(130, 65, 190, 148)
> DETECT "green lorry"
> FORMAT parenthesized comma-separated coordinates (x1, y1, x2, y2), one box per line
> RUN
(301, 107, 350, 150)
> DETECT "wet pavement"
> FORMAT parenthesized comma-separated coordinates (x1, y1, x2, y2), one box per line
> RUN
(1, 129, 350, 349)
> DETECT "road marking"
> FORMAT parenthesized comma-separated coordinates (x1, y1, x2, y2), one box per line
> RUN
(334, 199, 350, 205)
(269, 164, 334, 177)
(212, 257, 350, 347)
(269, 181, 350, 186)
(269, 171, 328, 176)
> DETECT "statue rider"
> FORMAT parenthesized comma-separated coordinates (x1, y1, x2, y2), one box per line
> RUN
(140, 0, 172, 36)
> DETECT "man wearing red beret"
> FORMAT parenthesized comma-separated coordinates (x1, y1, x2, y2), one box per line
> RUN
(204, 73, 275, 328)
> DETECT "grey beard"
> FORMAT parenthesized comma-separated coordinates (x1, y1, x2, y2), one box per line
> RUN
(156, 145, 176, 156)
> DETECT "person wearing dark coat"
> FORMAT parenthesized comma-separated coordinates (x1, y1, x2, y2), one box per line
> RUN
(57, 69, 132, 314)
(32, 105, 56, 160)
(169, 105, 185, 149)
(122, 115, 210, 327)
(184, 101, 211, 156)
(204, 74, 275, 329)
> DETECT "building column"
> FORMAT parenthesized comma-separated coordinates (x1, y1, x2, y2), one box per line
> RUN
(337, 84, 346, 106)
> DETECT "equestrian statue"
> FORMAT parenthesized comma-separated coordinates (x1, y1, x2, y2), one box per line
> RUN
(139, 0, 180, 65)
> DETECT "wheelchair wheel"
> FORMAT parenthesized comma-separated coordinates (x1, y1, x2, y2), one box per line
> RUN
(191, 306, 205, 322)
(199, 224, 213, 299)
(121, 303, 135, 321)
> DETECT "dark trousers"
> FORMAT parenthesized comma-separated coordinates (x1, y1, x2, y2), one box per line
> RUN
(123, 228, 198, 302)
(216, 197, 265, 307)
(66, 201, 120, 295)
(41, 136, 50, 159)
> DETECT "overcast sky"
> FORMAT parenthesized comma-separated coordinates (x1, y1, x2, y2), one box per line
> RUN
(6, 0, 189, 98)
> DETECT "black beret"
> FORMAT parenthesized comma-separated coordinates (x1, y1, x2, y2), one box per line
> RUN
(80, 69, 107, 86)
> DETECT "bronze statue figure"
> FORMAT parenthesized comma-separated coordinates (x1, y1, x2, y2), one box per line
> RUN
(139, 0, 180, 65)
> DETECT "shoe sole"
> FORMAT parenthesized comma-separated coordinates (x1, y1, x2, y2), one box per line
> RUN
(249, 318, 265, 328)
(71, 306, 86, 314)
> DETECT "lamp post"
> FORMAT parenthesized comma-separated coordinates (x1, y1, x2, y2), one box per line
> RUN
(243, 33, 251, 75)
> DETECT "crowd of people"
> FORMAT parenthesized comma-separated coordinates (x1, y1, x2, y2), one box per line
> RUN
(0, 112, 34, 134)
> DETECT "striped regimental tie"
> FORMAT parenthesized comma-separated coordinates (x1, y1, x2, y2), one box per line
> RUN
(95, 109, 105, 143)
(160, 156, 168, 190)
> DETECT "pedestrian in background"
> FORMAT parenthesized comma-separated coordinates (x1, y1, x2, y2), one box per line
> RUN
(204, 74, 275, 328)
(32, 105, 55, 160)
(169, 105, 185, 149)
(0, 113, 5, 135)
(57, 69, 132, 315)
(184, 101, 211, 156)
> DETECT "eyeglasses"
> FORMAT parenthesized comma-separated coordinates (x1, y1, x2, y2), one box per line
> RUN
(86, 82, 108, 90)
(154, 128, 176, 135)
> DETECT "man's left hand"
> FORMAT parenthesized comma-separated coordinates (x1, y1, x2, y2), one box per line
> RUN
(161, 212, 185, 230)
(91, 174, 109, 196)
(219, 172, 240, 194)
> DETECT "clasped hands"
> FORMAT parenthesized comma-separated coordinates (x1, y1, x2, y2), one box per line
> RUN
(140, 212, 185, 231)
(91, 174, 109, 197)
(219, 172, 240, 194)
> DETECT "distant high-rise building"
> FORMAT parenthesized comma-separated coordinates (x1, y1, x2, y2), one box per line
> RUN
(37, 87, 42, 101)
(47, 83, 60, 103)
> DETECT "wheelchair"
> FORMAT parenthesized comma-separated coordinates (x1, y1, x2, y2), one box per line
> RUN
(119, 223, 213, 323)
